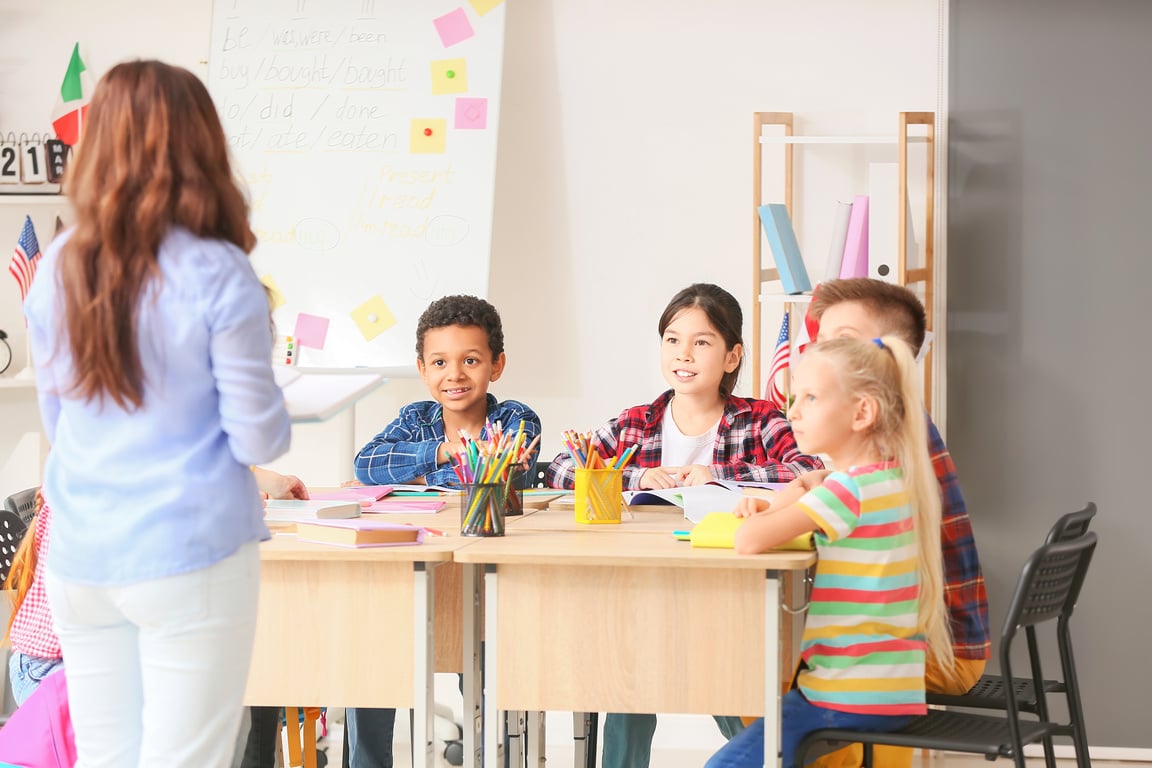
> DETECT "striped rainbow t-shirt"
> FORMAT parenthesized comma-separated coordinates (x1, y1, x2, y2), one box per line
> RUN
(793, 462, 927, 716)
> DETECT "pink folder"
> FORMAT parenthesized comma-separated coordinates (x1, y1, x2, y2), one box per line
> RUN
(839, 195, 870, 279)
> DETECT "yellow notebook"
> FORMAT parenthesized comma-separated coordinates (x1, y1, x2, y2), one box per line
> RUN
(690, 512, 815, 550)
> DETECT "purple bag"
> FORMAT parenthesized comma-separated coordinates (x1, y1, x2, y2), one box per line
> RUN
(0, 668, 76, 767)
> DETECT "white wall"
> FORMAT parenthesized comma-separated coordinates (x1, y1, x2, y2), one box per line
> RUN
(0, 0, 939, 749)
(1, 0, 940, 492)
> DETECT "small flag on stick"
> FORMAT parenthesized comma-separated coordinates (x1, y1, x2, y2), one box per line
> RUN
(51, 43, 94, 147)
(8, 216, 42, 303)
(765, 311, 791, 411)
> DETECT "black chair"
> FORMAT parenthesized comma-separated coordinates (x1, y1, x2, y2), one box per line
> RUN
(531, 461, 550, 489)
(1, 487, 37, 585)
(0, 509, 28, 585)
(797, 531, 1097, 768)
(927, 502, 1097, 764)
(3, 486, 37, 528)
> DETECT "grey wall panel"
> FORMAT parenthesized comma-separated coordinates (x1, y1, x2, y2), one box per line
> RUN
(949, 0, 1152, 748)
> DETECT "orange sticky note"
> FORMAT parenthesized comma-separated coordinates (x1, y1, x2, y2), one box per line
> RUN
(351, 295, 397, 342)
(431, 59, 468, 95)
(410, 119, 447, 154)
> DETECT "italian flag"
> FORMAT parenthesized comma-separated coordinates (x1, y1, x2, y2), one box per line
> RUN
(51, 44, 95, 147)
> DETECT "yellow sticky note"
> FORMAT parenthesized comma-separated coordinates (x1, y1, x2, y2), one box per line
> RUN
(351, 295, 397, 341)
(430, 59, 468, 95)
(409, 118, 447, 154)
(468, 0, 504, 15)
(260, 274, 285, 311)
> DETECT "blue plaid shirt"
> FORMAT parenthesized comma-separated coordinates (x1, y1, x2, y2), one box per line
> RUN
(353, 394, 541, 488)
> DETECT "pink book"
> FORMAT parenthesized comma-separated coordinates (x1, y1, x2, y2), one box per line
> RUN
(839, 195, 870, 279)
(295, 518, 426, 548)
(310, 486, 394, 504)
(363, 499, 446, 514)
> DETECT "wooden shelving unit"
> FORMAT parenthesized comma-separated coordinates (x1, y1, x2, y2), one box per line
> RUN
(751, 111, 936, 409)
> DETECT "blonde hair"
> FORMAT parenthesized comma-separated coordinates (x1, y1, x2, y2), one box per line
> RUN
(3, 491, 43, 645)
(808, 336, 953, 672)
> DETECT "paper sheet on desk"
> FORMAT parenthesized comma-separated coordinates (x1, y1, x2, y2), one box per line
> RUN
(624, 480, 785, 524)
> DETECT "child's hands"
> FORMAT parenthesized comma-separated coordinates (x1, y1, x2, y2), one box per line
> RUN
(792, 469, 831, 492)
(438, 439, 467, 465)
(734, 497, 772, 518)
(639, 467, 681, 489)
(672, 464, 713, 486)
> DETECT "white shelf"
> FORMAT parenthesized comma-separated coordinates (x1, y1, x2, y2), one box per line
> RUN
(0, 193, 65, 204)
(758, 135, 930, 145)
(759, 293, 813, 305)
(0, 377, 36, 389)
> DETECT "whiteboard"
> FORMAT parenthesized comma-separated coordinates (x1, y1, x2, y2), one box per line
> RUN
(208, 0, 506, 370)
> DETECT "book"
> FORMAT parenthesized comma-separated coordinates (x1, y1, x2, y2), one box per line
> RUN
(263, 499, 362, 523)
(838, 194, 869, 279)
(824, 200, 854, 282)
(867, 163, 898, 283)
(624, 480, 747, 525)
(295, 518, 426, 548)
(689, 512, 815, 550)
(310, 485, 393, 503)
(362, 499, 447, 514)
(758, 204, 812, 295)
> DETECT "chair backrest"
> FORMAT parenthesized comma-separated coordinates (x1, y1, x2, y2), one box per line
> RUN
(3, 487, 38, 528)
(531, 461, 550, 489)
(1045, 502, 1096, 544)
(1002, 532, 1097, 639)
(0, 508, 29, 585)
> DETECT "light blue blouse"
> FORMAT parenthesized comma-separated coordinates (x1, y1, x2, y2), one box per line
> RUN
(26, 227, 291, 585)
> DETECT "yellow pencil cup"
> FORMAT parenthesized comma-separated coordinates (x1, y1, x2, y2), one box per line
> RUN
(574, 468, 624, 525)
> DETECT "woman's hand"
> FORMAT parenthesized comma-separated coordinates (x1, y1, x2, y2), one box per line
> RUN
(253, 467, 310, 500)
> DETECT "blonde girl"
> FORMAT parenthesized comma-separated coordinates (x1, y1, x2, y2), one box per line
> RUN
(706, 336, 951, 768)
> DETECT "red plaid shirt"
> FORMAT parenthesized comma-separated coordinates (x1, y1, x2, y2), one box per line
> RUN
(929, 417, 991, 660)
(10, 502, 61, 660)
(546, 390, 823, 490)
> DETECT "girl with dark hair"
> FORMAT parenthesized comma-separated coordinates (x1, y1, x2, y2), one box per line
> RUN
(546, 283, 820, 491)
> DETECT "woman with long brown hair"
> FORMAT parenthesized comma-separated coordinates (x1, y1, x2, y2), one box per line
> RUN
(24, 60, 290, 767)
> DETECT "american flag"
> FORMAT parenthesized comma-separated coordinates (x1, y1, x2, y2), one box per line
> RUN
(8, 216, 42, 303)
(765, 310, 791, 410)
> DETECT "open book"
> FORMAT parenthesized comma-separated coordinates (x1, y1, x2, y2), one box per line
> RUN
(624, 480, 787, 524)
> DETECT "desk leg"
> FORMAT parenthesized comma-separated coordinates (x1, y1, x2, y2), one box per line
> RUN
(572, 712, 597, 768)
(483, 564, 500, 768)
(463, 564, 482, 768)
(413, 562, 437, 768)
(526, 710, 545, 767)
(765, 572, 781, 768)
(507, 711, 526, 767)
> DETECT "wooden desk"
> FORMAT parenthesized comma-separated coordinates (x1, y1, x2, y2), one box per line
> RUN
(454, 529, 816, 768)
(252, 496, 544, 768)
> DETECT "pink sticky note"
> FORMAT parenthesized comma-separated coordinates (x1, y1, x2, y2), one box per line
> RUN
(293, 312, 330, 350)
(454, 97, 488, 130)
(433, 8, 474, 47)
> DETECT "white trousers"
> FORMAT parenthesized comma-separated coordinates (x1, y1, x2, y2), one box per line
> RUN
(46, 541, 260, 768)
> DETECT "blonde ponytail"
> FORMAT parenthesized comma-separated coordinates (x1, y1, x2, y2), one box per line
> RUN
(878, 336, 953, 677)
